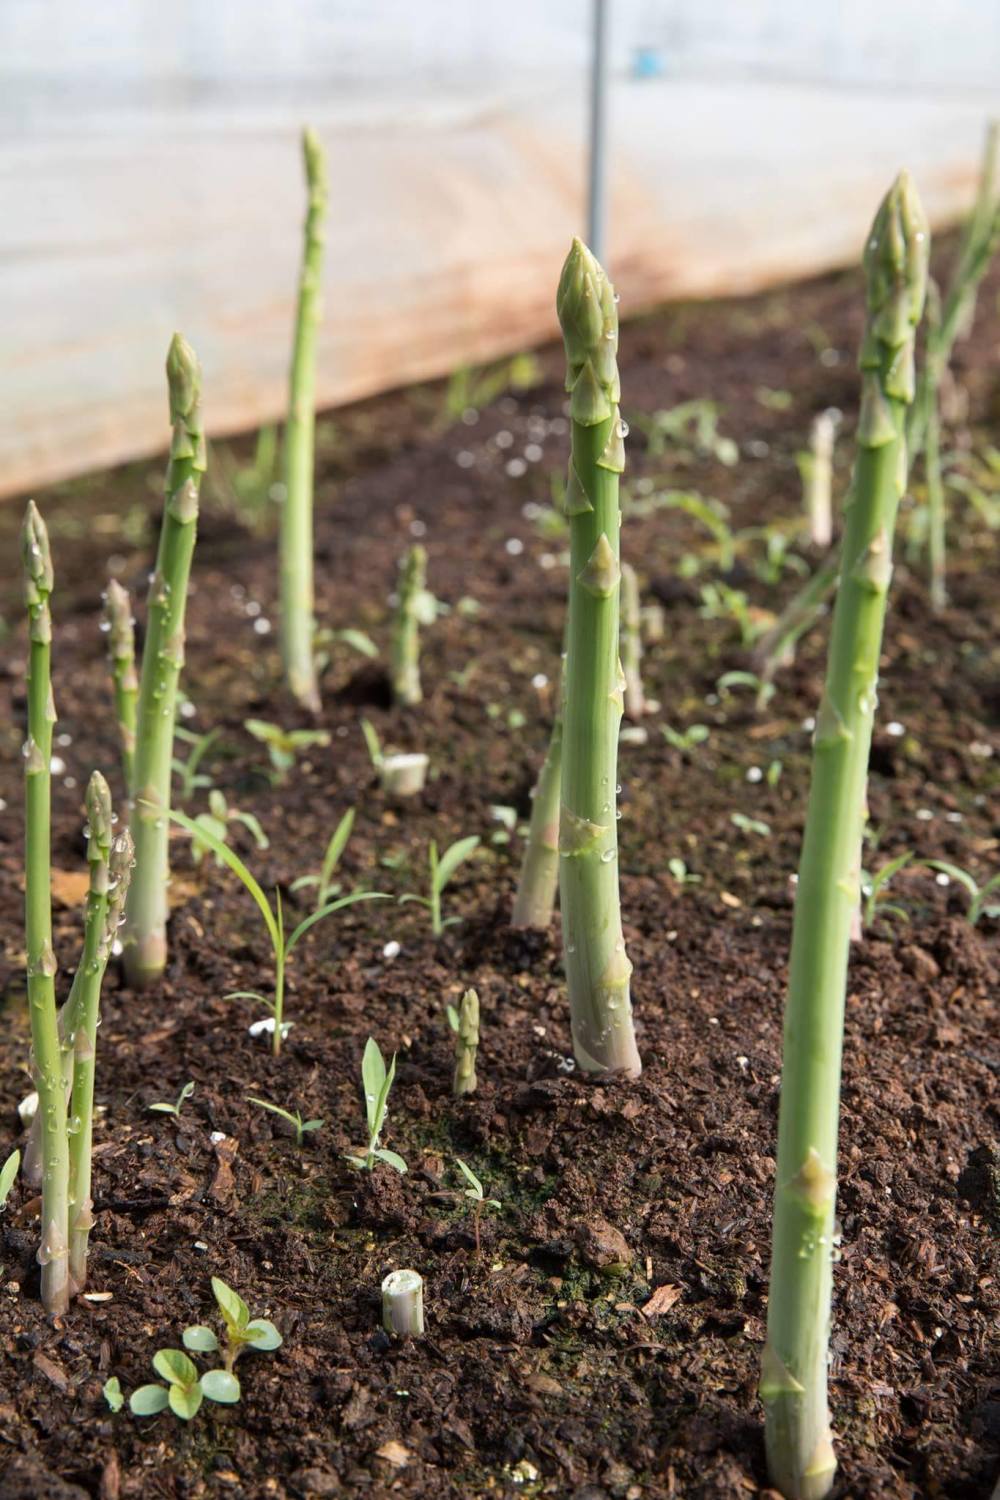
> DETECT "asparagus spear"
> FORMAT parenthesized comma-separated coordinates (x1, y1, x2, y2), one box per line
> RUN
(511, 707, 563, 929)
(801, 411, 836, 549)
(102, 579, 137, 794)
(761, 173, 928, 1500)
(391, 544, 426, 707)
(67, 818, 133, 1290)
(280, 126, 327, 714)
(21, 502, 70, 1316)
(452, 987, 479, 1097)
(620, 561, 646, 719)
(122, 335, 205, 989)
(556, 239, 640, 1078)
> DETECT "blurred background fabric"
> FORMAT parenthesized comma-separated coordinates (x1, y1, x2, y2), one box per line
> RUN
(4, 0, 998, 495)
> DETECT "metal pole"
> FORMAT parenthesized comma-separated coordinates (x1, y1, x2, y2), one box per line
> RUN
(587, 0, 609, 263)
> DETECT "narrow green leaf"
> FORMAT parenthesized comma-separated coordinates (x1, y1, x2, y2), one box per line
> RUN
(169, 807, 278, 950)
(434, 835, 480, 894)
(454, 1157, 483, 1197)
(361, 1038, 387, 1135)
(360, 718, 382, 768)
(923, 859, 979, 896)
(0, 1149, 21, 1207)
(320, 808, 355, 892)
(129, 1384, 169, 1416)
(200, 1369, 241, 1404)
(285, 891, 390, 958)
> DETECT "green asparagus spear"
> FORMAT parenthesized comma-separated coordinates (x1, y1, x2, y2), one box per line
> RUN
(280, 126, 327, 713)
(556, 240, 640, 1078)
(512, 695, 563, 929)
(452, 987, 479, 1097)
(123, 335, 205, 989)
(102, 579, 137, 794)
(761, 173, 928, 1500)
(391, 544, 426, 707)
(620, 561, 646, 719)
(66, 785, 133, 1290)
(21, 502, 70, 1316)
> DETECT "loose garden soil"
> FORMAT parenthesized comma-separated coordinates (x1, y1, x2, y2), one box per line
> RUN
(0, 240, 998, 1500)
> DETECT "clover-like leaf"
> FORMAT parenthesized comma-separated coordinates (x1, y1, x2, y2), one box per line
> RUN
(200, 1369, 241, 1404)
(245, 1318, 283, 1352)
(152, 1348, 198, 1388)
(182, 1324, 220, 1354)
(211, 1277, 251, 1333)
(129, 1384, 170, 1417)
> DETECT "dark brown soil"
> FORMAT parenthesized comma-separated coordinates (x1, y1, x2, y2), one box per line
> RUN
(1, 239, 998, 1500)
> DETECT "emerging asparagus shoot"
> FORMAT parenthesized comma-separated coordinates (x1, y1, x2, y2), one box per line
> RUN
(555, 239, 641, 1078)
(620, 561, 646, 719)
(761, 173, 928, 1500)
(512, 699, 563, 929)
(391, 544, 427, 707)
(123, 335, 205, 989)
(449, 986, 479, 1096)
(102, 578, 138, 796)
(280, 125, 327, 713)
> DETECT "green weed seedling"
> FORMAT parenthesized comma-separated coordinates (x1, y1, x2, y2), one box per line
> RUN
(247, 1095, 323, 1146)
(186, 789, 269, 867)
(345, 1037, 407, 1174)
(399, 835, 480, 937)
(172, 726, 222, 801)
(668, 858, 702, 888)
(244, 718, 331, 783)
(148, 1081, 195, 1118)
(454, 1157, 501, 1255)
(861, 852, 914, 928)
(170, 807, 388, 1056)
(290, 808, 355, 910)
(103, 1376, 124, 1413)
(731, 812, 772, 838)
(183, 1277, 283, 1372)
(923, 860, 1000, 925)
(0, 1150, 19, 1208)
(660, 723, 709, 754)
(129, 1348, 238, 1421)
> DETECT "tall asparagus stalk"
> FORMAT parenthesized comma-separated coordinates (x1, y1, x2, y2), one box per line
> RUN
(67, 814, 134, 1290)
(801, 411, 836, 549)
(556, 240, 640, 1078)
(21, 502, 71, 1316)
(391, 544, 426, 707)
(512, 707, 563, 928)
(761, 174, 928, 1500)
(280, 126, 327, 713)
(103, 579, 137, 795)
(122, 335, 205, 989)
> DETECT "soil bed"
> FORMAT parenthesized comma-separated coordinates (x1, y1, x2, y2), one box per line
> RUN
(0, 242, 998, 1499)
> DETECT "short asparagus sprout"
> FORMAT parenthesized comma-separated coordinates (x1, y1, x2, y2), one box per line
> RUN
(187, 789, 269, 866)
(640, 602, 665, 643)
(923, 860, 1000, 925)
(400, 835, 480, 938)
(182, 1278, 283, 1373)
(620, 562, 646, 719)
(660, 722, 709, 754)
(0, 1150, 20, 1208)
(280, 126, 327, 714)
(244, 718, 331, 783)
(345, 1037, 407, 1173)
(102, 578, 137, 793)
(447, 987, 479, 1096)
(860, 852, 914, 928)
(391, 544, 427, 707)
(246, 1095, 323, 1146)
(103, 1376, 124, 1413)
(290, 807, 355, 909)
(454, 1158, 501, 1255)
(171, 726, 222, 801)
(169, 807, 387, 1056)
(382, 1268, 424, 1337)
(148, 1081, 195, 1117)
(122, 334, 205, 990)
(798, 410, 838, 549)
(512, 678, 563, 930)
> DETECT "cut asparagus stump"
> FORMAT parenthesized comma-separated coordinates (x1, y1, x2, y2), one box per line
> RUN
(391, 544, 427, 707)
(761, 173, 928, 1500)
(280, 126, 327, 713)
(102, 579, 138, 797)
(556, 239, 641, 1078)
(452, 987, 479, 1097)
(122, 335, 205, 989)
(382, 1269, 424, 1336)
(21, 502, 70, 1317)
(620, 561, 646, 719)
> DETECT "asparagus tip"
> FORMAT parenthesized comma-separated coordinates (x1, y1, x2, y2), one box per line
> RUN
(85, 771, 114, 851)
(166, 333, 202, 422)
(864, 170, 929, 334)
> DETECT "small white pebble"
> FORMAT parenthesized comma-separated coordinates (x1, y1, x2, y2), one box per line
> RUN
(532, 1024, 547, 1038)
(505, 458, 527, 478)
(969, 741, 993, 759)
(935, 873, 950, 887)
(531, 673, 549, 690)
(456, 450, 475, 469)
(56, 732, 73, 747)
(886, 721, 905, 737)
(505, 538, 524, 556)
(194, 1241, 209, 1252)
(49, 756, 66, 775)
(112, 938, 123, 956)
(18, 1091, 39, 1126)
(248, 1017, 292, 1040)
(666, 930, 678, 942)
(802, 716, 816, 732)
(383, 940, 401, 960)
(736, 1056, 749, 1071)
(945, 812, 962, 824)
(0, 798, 6, 812)
(556, 1056, 576, 1073)
(210, 1130, 227, 1144)
(539, 552, 557, 569)
(916, 808, 933, 822)
(253, 617, 272, 635)
(708, 1017, 719, 1027)
(746, 766, 763, 784)
(180, 700, 197, 719)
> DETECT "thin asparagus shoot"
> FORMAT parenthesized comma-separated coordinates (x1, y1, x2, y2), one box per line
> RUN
(452, 987, 479, 1097)
(556, 239, 640, 1078)
(123, 335, 205, 989)
(761, 173, 928, 1500)
(620, 561, 646, 719)
(280, 126, 327, 714)
(391, 544, 427, 707)
(801, 411, 837, 549)
(102, 579, 137, 795)
(21, 501, 70, 1317)
(512, 700, 563, 929)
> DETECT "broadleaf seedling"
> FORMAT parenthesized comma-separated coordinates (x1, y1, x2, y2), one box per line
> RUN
(454, 1157, 501, 1255)
(345, 1037, 407, 1174)
(169, 807, 388, 1056)
(244, 718, 331, 783)
(289, 808, 356, 910)
(172, 726, 223, 801)
(399, 835, 480, 937)
(923, 859, 1000, 925)
(187, 789, 269, 867)
(182, 1276, 283, 1373)
(246, 1095, 324, 1146)
(103, 1376, 124, 1413)
(861, 852, 914, 928)
(148, 1081, 195, 1118)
